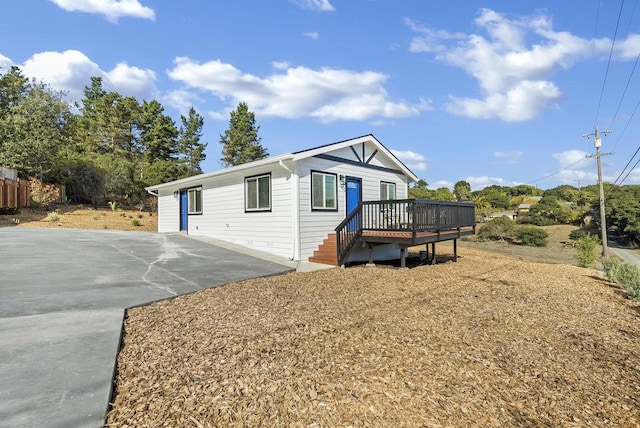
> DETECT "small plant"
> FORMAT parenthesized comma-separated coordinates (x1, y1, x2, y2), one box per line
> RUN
(93, 215, 100, 220)
(46, 211, 60, 222)
(515, 226, 548, 247)
(575, 234, 600, 268)
(108, 201, 117, 212)
(138, 213, 143, 219)
(120, 212, 126, 217)
(131, 219, 141, 227)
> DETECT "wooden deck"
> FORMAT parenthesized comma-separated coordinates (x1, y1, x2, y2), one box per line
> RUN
(335, 199, 476, 267)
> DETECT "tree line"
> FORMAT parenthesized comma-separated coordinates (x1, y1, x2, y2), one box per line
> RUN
(0, 66, 207, 205)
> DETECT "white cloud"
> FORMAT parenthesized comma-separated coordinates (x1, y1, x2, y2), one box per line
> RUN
(406, 8, 637, 122)
(167, 57, 423, 122)
(22, 50, 103, 101)
(494, 150, 523, 164)
(405, 18, 466, 53)
(430, 180, 454, 189)
(49, 0, 155, 22)
(446, 80, 561, 121)
(552, 149, 590, 168)
(466, 176, 513, 191)
(105, 62, 158, 99)
(391, 149, 427, 171)
(272, 61, 290, 70)
(164, 90, 203, 115)
(290, 0, 334, 12)
(0, 54, 13, 71)
(304, 31, 320, 40)
(18, 50, 158, 104)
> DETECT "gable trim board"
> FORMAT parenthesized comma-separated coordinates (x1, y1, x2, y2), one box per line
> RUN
(147, 135, 419, 263)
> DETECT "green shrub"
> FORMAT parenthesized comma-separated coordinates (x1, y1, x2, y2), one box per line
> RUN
(569, 229, 593, 241)
(575, 234, 600, 268)
(0, 206, 20, 215)
(515, 226, 548, 247)
(602, 257, 640, 299)
(46, 211, 60, 222)
(478, 216, 515, 241)
(108, 201, 117, 212)
(131, 219, 141, 227)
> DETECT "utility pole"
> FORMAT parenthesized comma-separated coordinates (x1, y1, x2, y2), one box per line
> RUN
(583, 126, 612, 258)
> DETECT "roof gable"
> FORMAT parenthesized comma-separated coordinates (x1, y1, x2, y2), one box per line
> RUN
(293, 134, 418, 181)
(146, 134, 418, 191)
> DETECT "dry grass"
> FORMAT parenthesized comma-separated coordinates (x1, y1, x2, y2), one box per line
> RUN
(0, 205, 157, 231)
(106, 248, 640, 427)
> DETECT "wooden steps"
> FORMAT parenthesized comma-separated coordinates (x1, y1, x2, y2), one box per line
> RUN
(308, 233, 338, 265)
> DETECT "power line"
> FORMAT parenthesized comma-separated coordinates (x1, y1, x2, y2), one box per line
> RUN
(613, 143, 640, 185)
(617, 154, 640, 186)
(592, 0, 601, 55)
(593, 0, 626, 128)
(607, 49, 640, 132)
(525, 157, 590, 185)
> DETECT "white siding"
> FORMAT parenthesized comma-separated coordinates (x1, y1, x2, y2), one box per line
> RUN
(296, 154, 409, 261)
(185, 166, 295, 260)
(157, 189, 180, 232)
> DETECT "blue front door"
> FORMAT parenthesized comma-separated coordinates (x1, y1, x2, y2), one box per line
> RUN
(345, 177, 361, 215)
(180, 190, 188, 231)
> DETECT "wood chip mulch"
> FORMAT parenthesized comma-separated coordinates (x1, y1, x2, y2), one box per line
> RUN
(106, 248, 640, 427)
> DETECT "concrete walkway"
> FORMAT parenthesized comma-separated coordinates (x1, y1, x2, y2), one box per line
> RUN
(0, 228, 303, 427)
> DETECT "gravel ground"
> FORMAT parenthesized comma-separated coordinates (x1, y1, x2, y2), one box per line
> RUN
(106, 248, 640, 427)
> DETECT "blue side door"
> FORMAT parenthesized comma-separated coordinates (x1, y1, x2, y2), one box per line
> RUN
(180, 190, 188, 231)
(345, 177, 361, 215)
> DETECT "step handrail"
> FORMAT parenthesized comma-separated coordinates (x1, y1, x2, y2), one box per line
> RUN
(335, 203, 363, 266)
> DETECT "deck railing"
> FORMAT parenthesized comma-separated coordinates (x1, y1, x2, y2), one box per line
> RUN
(335, 199, 476, 265)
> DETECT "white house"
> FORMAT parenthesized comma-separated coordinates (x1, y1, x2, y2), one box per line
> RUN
(146, 135, 419, 264)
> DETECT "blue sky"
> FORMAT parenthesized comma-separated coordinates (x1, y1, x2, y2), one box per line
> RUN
(2, 0, 640, 190)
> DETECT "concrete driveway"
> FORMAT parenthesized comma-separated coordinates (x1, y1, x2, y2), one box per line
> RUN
(0, 228, 295, 427)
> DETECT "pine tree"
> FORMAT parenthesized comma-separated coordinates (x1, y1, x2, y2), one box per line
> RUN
(178, 107, 207, 175)
(219, 102, 268, 166)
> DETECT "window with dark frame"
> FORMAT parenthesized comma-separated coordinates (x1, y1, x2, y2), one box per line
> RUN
(245, 174, 271, 212)
(187, 188, 202, 214)
(311, 171, 337, 210)
(380, 181, 396, 200)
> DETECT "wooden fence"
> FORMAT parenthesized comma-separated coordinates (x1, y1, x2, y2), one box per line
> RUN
(0, 177, 30, 208)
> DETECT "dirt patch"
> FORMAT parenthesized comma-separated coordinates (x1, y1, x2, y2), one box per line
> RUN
(459, 224, 579, 265)
(0, 205, 157, 232)
(106, 248, 640, 427)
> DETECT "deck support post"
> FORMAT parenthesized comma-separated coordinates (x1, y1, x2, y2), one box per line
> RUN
(366, 244, 376, 267)
(430, 242, 436, 265)
(400, 247, 407, 268)
(453, 239, 458, 262)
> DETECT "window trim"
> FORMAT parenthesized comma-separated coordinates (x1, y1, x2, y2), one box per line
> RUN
(187, 187, 202, 215)
(380, 181, 396, 201)
(244, 173, 272, 213)
(311, 170, 338, 211)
